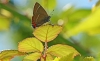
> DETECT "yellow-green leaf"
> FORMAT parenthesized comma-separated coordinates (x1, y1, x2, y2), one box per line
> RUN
(0, 50, 24, 61)
(41, 54, 53, 61)
(47, 44, 80, 57)
(33, 25, 62, 42)
(0, 16, 10, 31)
(53, 57, 60, 61)
(23, 52, 41, 61)
(59, 53, 74, 61)
(92, 0, 100, 12)
(46, 54, 53, 61)
(66, 8, 100, 37)
(0, 57, 10, 61)
(18, 37, 43, 53)
(83, 57, 95, 61)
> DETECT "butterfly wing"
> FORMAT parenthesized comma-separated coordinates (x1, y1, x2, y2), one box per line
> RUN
(32, 2, 50, 28)
(33, 2, 48, 16)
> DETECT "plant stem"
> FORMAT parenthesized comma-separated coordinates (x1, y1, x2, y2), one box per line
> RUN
(43, 41, 48, 61)
(42, 26, 50, 61)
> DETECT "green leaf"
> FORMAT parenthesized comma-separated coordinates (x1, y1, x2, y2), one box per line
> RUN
(0, 50, 24, 61)
(33, 25, 62, 42)
(18, 37, 43, 53)
(59, 53, 74, 61)
(23, 52, 41, 61)
(47, 44, 80, 57)
(69, 9, 90, 22)
(83, 57, 95, 61)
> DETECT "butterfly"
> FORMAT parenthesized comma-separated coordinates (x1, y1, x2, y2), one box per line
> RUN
(32, 2, 51, 28)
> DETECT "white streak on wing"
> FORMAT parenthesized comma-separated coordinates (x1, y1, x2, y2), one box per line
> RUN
(36, 5, 40, 13)
(35, 14, 40, 23)
(35, 5, 40, 23)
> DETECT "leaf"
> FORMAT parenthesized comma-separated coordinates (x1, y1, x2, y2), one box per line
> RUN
(53, 57, 60, 61)
(97, 53, 100, 61)
(0, 57, 10, 61)
(83, 57, 95, 61)
(0, 16, 10, 31)
(0, 9, 12, 18)
(23, 52, 41, 61)
(46, 54, 53, 61)
(18, 37, 43, 53)
(66, 8, 100, 37)
(33, 25, 62, 42)
(59, 53, 74, 61)
(41, 54, 53, 61)
(47, 44, 80, 57)
(0, 50, 24, 61)
(92, 0, 100, 12)
(69, 9, 90, 22)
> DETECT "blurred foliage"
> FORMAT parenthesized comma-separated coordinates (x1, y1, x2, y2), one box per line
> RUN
(0, 0, 100, 61)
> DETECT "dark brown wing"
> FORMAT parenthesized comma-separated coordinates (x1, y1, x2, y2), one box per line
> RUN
(32, 2, 50, 28)
(33, 2, 48, 16)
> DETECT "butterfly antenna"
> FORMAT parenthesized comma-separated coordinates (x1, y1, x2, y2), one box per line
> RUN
(48, 10, 54, 25)
(50, 10, 54, 16)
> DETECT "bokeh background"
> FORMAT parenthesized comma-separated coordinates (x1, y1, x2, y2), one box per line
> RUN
(0, 0, 100, 61)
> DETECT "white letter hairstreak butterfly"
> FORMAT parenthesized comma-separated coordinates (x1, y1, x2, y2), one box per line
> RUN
(32, 2, 51, 28)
